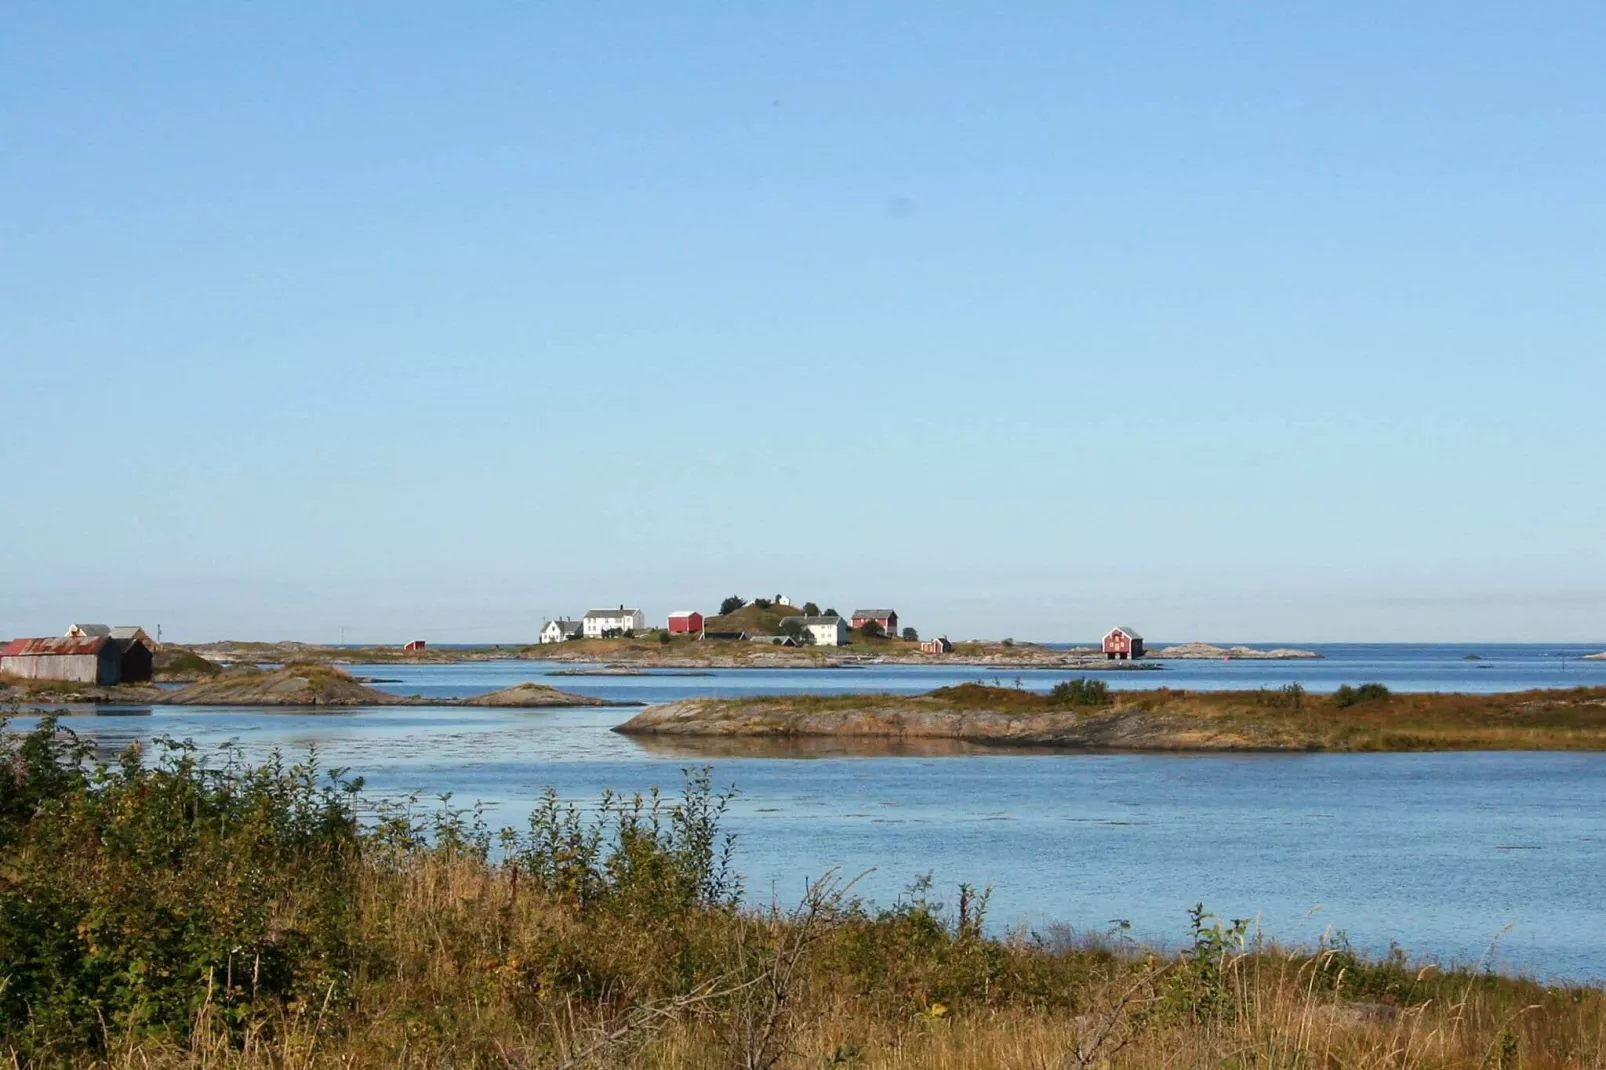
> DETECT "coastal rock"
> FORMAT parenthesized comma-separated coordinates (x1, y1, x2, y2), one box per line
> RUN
(615, 691, 1305, 751)
(168, 664, 396, 705)
(1153, 643, 1321, 660)
(164, 666, 634, 708)
(1584, 652, 1606, 661)
(459, 683, 629, 707)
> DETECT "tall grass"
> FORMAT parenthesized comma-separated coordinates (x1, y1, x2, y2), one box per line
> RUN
(2, 712, 1602, 1068)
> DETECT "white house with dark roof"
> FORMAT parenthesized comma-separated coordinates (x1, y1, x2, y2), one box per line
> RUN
(540, 619, 583, 644)
(779, 614, 847, 647)
(582, 606, 645, 638)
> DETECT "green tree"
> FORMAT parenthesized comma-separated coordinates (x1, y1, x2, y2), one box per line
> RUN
(658, 631, 671, 645)
(779, 619, 806, 641)
(902, 627, 919, 642)
(859, 621, 885, 638)
(719, 596, 747, 616)
(824, 607, 839, 618)
(802, 601, 821, 616)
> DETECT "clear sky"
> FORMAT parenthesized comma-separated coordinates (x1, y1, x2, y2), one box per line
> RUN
(2, 3, 1602, 644)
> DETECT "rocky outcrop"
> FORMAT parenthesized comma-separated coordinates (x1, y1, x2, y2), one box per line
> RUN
(1153, 643, 1321, 660)
(1583, 652, 1606, 661)
(459, 683, 633, 707)
(168, 664, 399, 705)
(615, 697, 1300, 751)
(166, 666, 634, 708)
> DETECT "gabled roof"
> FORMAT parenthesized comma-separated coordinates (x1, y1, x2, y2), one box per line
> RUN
(781, 615, 844, 626)
(66, 624, 111, 637)
(850, 609, 896, 618)
(545, 619, 582, 630)
(4, 636, 113, 657)
(584, 608, 641, 619)
(109, 626, 148, 641)
(1106, 626, 1144, 640)
(667, 610, 701, 618)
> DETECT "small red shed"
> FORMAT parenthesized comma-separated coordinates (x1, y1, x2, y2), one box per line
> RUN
(404, 640, 427, 652)
(1102, 626, 1144, 660)
(667, 611, 704, 635)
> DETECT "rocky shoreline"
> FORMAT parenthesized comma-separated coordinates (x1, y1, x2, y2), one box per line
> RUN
(181, 639, 1316, 671)
(613, 684, 1606, 752)
(1151, 643, 1321, 660)
(1, 665, 639, 709)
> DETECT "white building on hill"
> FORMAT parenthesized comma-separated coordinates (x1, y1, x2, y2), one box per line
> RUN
(540, 619, 582, 644)
(779, 614, 847, 647)
(583, 606, 645, 638)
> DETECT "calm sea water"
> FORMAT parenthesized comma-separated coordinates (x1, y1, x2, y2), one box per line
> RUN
(14, 644, 1606, 982)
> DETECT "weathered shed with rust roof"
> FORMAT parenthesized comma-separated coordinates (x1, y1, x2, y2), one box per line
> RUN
(2, 636, 126, 684)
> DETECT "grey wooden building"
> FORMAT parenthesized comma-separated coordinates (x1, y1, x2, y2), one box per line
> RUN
(2, 636, 127, 684)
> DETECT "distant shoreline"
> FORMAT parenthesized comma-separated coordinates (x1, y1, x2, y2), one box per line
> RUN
(176, 637, 1322, 670)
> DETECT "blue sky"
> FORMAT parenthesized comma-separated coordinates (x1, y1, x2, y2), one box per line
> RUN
(2, 3, 1602, 644)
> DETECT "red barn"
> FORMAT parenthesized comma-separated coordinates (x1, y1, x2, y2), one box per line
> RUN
(1102, 626, 1144, 660)
(667, 610, 704, 635)
(404, 640, 427, 652)
(850, 609, 898, 635)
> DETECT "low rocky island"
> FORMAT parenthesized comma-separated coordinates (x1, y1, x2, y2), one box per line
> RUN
(2, 664, 636, 709)
(1151, 643, 1321, 659)
(615, 682, 1606, 752)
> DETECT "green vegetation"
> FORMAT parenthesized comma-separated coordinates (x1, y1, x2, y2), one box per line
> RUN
(719, 595, 747, 615)
(152, 646, 223, 681)
(1332, 682, 1393, 707)
(2, 713, 1600, 1068)
(1048, 677, 1112, 706)
(901, 627, 918, 642)
(703, 600, 801, 638)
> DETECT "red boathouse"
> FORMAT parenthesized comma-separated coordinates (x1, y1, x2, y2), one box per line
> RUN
(1102, 626, 1144, 660)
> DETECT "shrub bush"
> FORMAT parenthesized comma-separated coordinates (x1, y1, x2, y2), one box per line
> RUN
(1049, 677, 1112, 706)
(1332, 682, 1391, 708)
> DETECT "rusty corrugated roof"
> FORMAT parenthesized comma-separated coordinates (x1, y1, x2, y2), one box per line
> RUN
(2, 636, 112, 657)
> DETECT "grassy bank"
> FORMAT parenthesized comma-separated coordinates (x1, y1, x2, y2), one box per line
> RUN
(617, 682, 1606, 751)
(2, 715, 1602, 1068)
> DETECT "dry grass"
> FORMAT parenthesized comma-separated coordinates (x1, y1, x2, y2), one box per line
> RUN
(32, 853, 1604, 1070)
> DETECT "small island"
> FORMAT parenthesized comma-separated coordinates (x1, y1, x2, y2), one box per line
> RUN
(614, 682, 1606, 752)
(1, 664, 637, 709)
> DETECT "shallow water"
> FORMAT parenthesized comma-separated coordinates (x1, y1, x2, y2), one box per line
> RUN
(14, 645, 1606, 982)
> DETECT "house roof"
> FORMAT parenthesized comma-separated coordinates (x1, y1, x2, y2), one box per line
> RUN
(109, 626, 148, 641)
(780, 615, 843, 626)
(4, 636, 113, 657)
(546, 619, 582, 630)
(667, 610, 701, 619)
(1107, 626, 1144, 640)
(584, 608, 641, 619)
(67, 623, 111, 637)
(850, 609, 896, 618)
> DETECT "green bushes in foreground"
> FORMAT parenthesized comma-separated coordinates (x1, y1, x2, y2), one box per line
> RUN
(1, 711, 1601, 1068)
